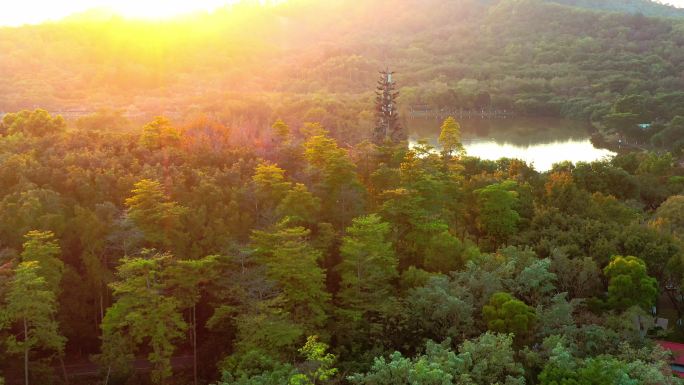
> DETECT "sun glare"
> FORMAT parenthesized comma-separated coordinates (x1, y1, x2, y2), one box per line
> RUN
(0, 0, 241, 26)
(109, 0, 237, 20)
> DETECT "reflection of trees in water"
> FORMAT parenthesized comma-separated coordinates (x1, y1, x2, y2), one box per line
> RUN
(405, 117, 591, 147)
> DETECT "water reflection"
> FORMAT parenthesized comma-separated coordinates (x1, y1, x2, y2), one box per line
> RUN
(405, 117, 616, 172)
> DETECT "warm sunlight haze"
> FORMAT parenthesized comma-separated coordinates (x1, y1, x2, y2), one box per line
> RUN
(0, 0, 241, 26)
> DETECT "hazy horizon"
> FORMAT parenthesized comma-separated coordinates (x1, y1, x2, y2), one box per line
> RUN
(0, 0, 240, 27)
(1, 0, 683, 27)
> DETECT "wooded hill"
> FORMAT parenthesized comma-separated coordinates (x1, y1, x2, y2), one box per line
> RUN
(0, 0, 683, 127)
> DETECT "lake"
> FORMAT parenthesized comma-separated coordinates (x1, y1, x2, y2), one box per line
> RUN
(405, 117, 616, 172)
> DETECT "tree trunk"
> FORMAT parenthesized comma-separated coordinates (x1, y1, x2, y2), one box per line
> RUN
(100, 290, 104, 322)
(665, 289, 683, 323)
(103, 365, 111, 385)
(24, 317, 29, 385)
(60, 356, 70, 385)
(193, 304, 198, 385)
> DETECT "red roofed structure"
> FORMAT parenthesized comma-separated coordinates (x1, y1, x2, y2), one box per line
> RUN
(657, 340, 684, 378)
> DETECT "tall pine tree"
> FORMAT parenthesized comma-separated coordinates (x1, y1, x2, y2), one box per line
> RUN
(373, 70, 404, 144)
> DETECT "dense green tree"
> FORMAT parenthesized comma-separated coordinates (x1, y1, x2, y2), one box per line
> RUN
(349, 333, 525, 385)
(475, 181, 521, 247)
(252, 162, 293, 226)
(218, 336, 336, 385)
(438, 116, 464, 158)
(100, 252, 187, 384)
(288, 336, 338, 385)
(251, 163, 322, 228)
(337, 214, 397, 318)
(636, 152, 674, 178)
(457, 332, 525, 385)
(398, 266, 433, 291)
(208, 249, 302, 374)
(652, 116, 684, 152)
(221, 302, 305, 376)
(549, 250, 601, 299)
(572, 161, 639, 201)
(618, 224, 680, 281)
(0, 109, 65, 137)
(603, 112, 641, 140)
(0, 188, 67, 250)
(543, 171, 592, 215)
(603, 256, 658, 311)
(251, 225, 330, 332)
(72, 204, 116, 324)
(334, 214, 399, 352)
(451, 254, 513, 311)
(397, 143, 459, 216)
(380, 169, 469, 270)
(19, 230, 63, 294)
(423, 230, 476, 273)
(140, 116, 181, 150)
(348, 345, 457, 385)
(403, 276, 475, 345)
(178, 170, 249, 254)
(653, 195, 684, 238)
(124, 179, 187, 249)
(271, 118, 291, 143)
(538, 339, 680, 385)
(535, 294, 576, 339)
(482, 292, 536, 342)
(276, 183, 321, 227)
(303, 130, 365, 227)
(513, 258, 557, 306)
(218, 363, 296, 385)
(165, 255, 218, 385)
(0, 261, 65, 385)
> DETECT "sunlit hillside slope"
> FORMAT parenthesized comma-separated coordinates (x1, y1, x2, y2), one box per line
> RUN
(0, 0, 683, 124)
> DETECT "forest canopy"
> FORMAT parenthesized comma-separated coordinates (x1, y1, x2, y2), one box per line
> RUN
(1, 0, 684, 384)
(0, 106, 682, 384)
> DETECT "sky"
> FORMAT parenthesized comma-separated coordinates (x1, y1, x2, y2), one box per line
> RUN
(663, 0, 684, 7)
(0, 0, 240, 26)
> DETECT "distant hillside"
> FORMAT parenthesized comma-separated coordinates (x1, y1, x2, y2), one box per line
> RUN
(547, 0, 684, 18)
(1, 0, 684, 127)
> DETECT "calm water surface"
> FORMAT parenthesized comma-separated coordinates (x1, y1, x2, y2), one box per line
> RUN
(406, 117, 616, 172)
